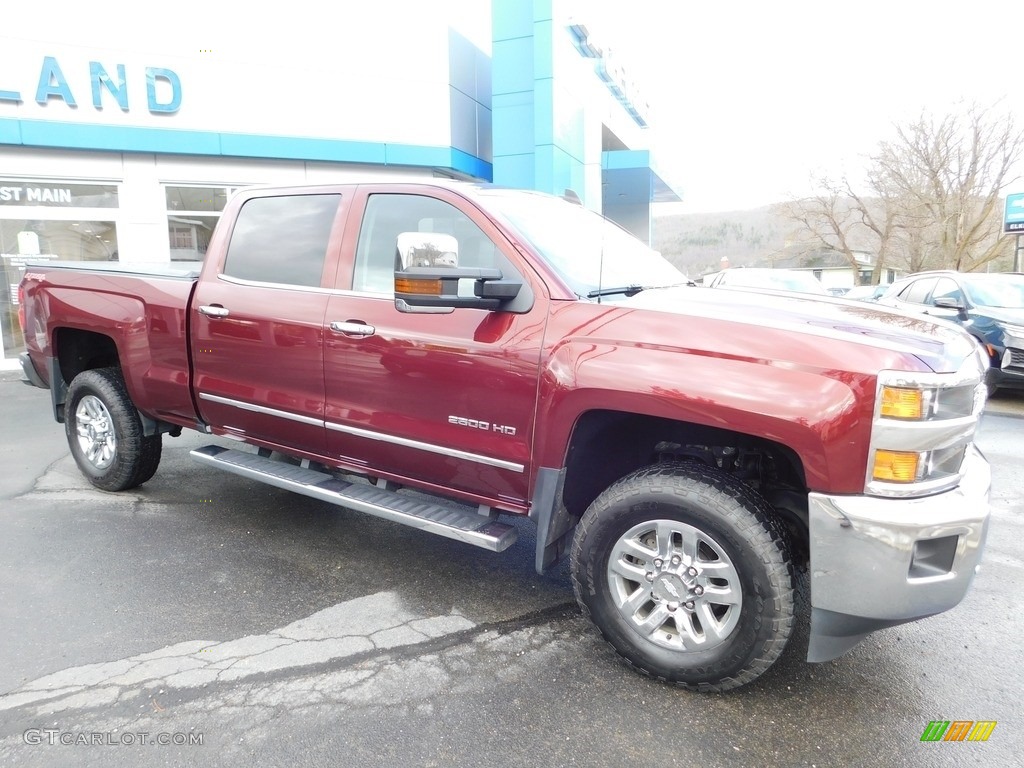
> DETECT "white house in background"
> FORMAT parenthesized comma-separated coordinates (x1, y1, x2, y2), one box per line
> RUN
(770, 249, 901, 291)
(701, 249, 902, 290)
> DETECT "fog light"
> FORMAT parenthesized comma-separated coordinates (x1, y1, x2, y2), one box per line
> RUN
(872, 449, 922, 482)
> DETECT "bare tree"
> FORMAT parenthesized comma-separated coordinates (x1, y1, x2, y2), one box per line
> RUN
(780, 102, 1024, 278)
(775, 176, 903, 284)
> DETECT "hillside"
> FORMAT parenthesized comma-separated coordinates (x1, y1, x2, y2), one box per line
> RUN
(651, 206, 792, 279)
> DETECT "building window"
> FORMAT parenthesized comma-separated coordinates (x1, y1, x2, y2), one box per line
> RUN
(0, 182, 118, 208)
(165, 185, 237, 261)
(1, 179, 121, 361)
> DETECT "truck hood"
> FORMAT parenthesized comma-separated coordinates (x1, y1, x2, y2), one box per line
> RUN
(623, 286, 978, 374)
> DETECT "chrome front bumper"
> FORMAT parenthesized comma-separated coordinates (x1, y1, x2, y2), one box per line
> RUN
(806, 443, 991, 662)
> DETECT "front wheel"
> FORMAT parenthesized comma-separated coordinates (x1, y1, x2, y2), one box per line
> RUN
(65, 367, 162, 491)
(570, 462, 794, 692)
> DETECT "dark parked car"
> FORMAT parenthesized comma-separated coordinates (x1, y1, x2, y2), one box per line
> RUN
(879, 271, 1024, 393)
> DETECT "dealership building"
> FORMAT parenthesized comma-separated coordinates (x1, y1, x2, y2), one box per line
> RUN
(0, 0, 682, 365)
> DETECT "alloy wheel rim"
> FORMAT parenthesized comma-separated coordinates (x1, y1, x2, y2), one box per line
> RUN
(75, 395, 117, 470)
(607, 519, 742, 652)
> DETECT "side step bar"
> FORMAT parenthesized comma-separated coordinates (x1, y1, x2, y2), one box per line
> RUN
(190, 445, 517, 552)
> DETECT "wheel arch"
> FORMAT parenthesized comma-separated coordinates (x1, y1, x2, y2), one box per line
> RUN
(534, 409, 811, 574)
(51, 327, 121, 422)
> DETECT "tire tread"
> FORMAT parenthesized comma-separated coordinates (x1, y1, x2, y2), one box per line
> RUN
(570, 461, 794, 692)
(65, 367, 162, 491)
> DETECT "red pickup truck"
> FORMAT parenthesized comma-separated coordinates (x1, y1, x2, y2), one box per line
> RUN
(17, 181, 991, 691)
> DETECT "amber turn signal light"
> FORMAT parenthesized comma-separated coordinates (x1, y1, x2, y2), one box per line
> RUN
(872, 449, 922, 483)
(880, 386, 923, 419)
(395, 277, 442, 295)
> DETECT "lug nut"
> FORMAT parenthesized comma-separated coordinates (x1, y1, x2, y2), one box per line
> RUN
(687, 567, 698, 577)
(693, 585, 704, 596)
(671, 555, 681, 565)
(645, 572, 654, 582)
(654, 558, 663, 568)
(667, 602, 678, 612)
(684, 600, 695, 610)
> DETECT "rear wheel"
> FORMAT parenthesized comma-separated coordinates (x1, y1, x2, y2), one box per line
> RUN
(65, 367, 162, 491)
(571, 462, 794, 691)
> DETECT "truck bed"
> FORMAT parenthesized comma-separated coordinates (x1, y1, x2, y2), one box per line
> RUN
(26, 260, 202, 280)
(20, 261, 200, 428)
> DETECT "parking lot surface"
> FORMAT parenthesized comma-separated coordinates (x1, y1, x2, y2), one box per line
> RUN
(1, 373, 1021, 767)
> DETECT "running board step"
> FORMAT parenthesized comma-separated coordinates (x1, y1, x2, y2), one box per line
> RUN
(190, 445, 517, 552)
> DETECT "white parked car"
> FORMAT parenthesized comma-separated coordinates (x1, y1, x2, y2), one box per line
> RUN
(705, 268, 828, 295)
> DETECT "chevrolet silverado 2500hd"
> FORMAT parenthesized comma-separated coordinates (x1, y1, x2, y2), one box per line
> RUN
(18, 181, 991, 691)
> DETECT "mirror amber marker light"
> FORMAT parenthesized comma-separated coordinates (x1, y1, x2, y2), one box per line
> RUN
(395, 277, 442, 295)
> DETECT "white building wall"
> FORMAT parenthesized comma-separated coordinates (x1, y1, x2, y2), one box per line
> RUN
(0, 3, 458, 146)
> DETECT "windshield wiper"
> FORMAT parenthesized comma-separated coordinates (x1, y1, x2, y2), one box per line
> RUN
(586, 284, 646, 298)
(645, 281, 697, 290)
(586, 281, 695, 299)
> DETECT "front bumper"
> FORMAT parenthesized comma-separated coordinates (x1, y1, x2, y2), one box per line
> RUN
(806, 443, 990, 662)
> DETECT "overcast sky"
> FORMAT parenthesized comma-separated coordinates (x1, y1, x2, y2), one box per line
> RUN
(586, 0, 1024, 213)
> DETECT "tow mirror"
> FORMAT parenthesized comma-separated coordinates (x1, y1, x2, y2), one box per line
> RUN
(394, 232, 521, 313)
(396, 232, 460, 270)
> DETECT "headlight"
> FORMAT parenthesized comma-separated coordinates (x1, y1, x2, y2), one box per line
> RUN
(866, 357, 986, 497)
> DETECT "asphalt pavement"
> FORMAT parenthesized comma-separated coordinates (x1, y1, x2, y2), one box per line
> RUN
(0, 372, 1021, 767)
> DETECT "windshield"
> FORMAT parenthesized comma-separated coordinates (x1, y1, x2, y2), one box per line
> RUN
(962, 275, 1024, 308)
(480, 190, 686, 297)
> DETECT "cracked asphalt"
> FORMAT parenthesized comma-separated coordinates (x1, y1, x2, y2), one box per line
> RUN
(0, 373, 1022, 767)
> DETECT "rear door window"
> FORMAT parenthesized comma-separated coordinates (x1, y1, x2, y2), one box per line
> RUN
(223, 194, 340, 287)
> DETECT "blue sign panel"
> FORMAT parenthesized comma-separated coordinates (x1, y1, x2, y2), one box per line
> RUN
(1005, 192, 1024, 233)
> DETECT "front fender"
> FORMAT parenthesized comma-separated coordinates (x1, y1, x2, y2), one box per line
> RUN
(533, 339, 872, 494)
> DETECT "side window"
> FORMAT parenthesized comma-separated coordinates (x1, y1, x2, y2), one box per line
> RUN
(223, 194, 340, 287)
(353, 194, 501, 294)
(901, 277, 937, 305)
(929, 278, 963, 305)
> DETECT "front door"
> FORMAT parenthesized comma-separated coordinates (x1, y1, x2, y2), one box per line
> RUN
(323, 187, 546, 510)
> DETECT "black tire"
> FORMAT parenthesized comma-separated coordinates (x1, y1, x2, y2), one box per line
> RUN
(570, 462, 794, 692)
(64, 367, 162, 491)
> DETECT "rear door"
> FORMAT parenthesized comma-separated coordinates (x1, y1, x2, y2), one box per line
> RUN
(322, 185, 547, 510)
(191, 191, 347, 457)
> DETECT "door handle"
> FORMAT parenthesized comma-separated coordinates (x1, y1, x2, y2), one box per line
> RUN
(198, 305, 230, 318)
(330, 321, 376, 337)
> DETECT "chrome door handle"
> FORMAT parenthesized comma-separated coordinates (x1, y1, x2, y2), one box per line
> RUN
(330, 321, 376, 337)
(198, 305, 230, 318)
